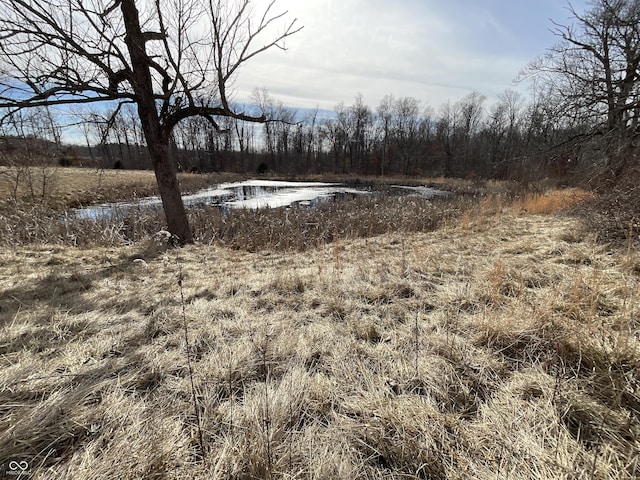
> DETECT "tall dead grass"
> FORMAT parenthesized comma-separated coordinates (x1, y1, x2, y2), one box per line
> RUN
(0, 191, 471, 250)
(474, 188, 593, 218)
(511, 188, 594, 215)
(1, 198, 638, 478)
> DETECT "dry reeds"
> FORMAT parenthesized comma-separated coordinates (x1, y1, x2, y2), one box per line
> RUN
(0, 190, 468, 250)
(511, 188, 593, 215)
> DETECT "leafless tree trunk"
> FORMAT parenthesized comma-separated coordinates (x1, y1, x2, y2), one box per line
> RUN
(0, 0, 301, 243)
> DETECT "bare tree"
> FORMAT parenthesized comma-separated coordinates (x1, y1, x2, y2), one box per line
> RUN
(302, 107, 319, 173)
(436, 100, 456, 177)
(0, 0, 301, 243)
(0, 108, 60, 202)
(252, 87, 296, 172)
(376, 94, 394, 176)
(520, 0, 640, 138)
(455, 91, 485, 172)
(392, 96, 421, 175)
(347, 94, 372, 173)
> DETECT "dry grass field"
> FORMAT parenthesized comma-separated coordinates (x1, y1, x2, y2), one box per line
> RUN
(0, 188, 638, 479)
(0, 166, 232, 209)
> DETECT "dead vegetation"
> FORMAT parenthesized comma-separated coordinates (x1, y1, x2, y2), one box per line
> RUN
(0, 169, 480, 249)
(0, 189, 638, 479)
(0, 166, 238, 210)
(574, 163, 640, 246)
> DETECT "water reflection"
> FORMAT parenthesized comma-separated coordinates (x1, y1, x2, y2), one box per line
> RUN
(73, 180, 448, 220)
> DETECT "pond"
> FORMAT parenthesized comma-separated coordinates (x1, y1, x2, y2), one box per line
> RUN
(73, 179, 449, 220)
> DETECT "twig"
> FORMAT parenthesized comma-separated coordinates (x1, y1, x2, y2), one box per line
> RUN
(10, 372, 92, 385)
(178, 262, 206, 463)
(227, 346, 234, 480)
(414, 311, 420, 378)
(261, 320, 273, 478)
(288, 371, 294, 476)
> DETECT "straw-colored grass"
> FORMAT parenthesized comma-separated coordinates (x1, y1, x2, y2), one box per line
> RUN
(512, 188, 594, 215)
(1, 199, 638, 479)
(0, 166, 236, 209)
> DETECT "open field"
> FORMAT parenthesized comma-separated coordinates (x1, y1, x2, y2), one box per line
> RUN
(1, 193, 638, 479)
(0, 167, 239, 210)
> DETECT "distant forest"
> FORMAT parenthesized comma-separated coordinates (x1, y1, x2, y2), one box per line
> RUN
(0, 88, 621, 186)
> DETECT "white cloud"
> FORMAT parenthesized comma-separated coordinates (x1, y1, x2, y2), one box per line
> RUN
(232, 0, 590, 112)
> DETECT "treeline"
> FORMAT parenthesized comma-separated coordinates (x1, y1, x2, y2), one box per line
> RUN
(0, 83, 633, 187)
(0, 86, 623, 186)
(49, 87, 602, 184)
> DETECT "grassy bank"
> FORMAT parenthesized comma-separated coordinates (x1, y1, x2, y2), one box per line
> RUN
(1, 192, 638, 478)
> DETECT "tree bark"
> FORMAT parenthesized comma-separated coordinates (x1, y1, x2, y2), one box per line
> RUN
(120, 0, 193, 243)
(148, 139, 193, 243)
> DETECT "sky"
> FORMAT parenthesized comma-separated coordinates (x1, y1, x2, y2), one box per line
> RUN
(232, 0, 590, 114)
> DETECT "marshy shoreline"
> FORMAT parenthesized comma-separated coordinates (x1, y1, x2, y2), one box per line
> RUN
(0, 168, 482, 249)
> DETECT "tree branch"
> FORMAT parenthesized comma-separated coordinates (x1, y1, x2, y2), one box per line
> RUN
(163, 104, 265, 135)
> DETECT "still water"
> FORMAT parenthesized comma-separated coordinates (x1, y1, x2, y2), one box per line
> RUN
(73, 180, 448, 220)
